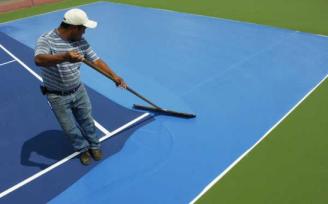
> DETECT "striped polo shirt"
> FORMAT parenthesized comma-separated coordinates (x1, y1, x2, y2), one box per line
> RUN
(34, 29, 99, 91)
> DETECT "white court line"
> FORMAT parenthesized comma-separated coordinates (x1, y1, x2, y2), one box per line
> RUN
(0, 43, 107, 132)
(0, 42, 150, 198)
(99, 113, 149, 142)
(0, 59, 16, 66)
(94, 120, 111, 135)
(0, 44, 43, 81)
(190, 73, 328, 204)
(0, 112, 149, 199)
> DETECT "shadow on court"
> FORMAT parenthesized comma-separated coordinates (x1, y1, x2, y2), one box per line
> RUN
(19, 116, 153, 170)
(20, 130, 74, 170)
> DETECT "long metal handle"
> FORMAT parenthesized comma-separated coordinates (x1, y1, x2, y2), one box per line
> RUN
(82, 59, 163, 110)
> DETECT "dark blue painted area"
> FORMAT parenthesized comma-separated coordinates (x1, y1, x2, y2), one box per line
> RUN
(0, 49, 12, 63)
(0, 32, 152, 203)
(1, 119, 151, 204)
(1, 2, 328, 204)
(0, 31, 42, 76)
(0, 60, 59, 193)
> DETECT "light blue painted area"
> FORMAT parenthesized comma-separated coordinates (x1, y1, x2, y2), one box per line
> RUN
(1, 2, 328, 203)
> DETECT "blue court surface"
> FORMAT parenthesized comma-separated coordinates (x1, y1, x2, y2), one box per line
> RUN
(1, 2, 328, 204)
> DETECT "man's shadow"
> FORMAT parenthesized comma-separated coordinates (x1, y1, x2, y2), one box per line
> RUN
(20, 130, 74, 170)
(20, 117, 153, 170)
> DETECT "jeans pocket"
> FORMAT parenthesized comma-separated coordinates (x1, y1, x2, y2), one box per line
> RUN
(47, 94, 63, 105)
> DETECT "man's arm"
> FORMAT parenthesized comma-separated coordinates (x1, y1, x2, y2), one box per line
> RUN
(34, 51, 84, 67)
(91, 59, 127, 88)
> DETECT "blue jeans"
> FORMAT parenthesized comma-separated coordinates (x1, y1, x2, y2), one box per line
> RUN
(47, 84, 100, 152)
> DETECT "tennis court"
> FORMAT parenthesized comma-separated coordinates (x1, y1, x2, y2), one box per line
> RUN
(1, 1, 328, 203)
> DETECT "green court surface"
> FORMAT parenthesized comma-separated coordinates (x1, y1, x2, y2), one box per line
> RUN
(1, 1, 327, 203)
(197, 79, 328, 204)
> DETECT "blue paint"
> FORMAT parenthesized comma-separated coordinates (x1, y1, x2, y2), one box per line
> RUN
(0, 32, 151, 203)
(0, 49, 12, 63)
(1, 2, 328, 203)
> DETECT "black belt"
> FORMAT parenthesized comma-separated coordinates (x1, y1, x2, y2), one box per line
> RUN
(40, 84, 81, 96)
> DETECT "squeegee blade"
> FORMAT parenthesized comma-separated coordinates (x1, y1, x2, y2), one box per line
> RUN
(133, 104, 196, 118)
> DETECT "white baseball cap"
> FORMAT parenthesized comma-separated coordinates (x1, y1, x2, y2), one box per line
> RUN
(63, 8, 97, 28)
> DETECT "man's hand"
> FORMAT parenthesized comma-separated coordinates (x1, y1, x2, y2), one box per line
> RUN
(113, 75, 127, 89)
(35, 50, 84, 67)
(65, 50, 84, 62)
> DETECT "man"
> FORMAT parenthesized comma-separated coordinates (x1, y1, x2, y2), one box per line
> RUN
(34, 8, 127, 165)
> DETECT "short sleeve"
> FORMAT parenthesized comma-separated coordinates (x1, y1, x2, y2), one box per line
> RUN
(35, 36, 51, 56)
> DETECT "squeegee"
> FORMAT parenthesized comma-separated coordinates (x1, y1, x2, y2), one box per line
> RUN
(83, 59, 196, 119)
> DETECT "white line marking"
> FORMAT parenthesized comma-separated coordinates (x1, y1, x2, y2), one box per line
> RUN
(0, 44, 43, 81)
(190, 74, 328, 204)
(1, 0, 324, 38)
(0, 41, 150, 198)
(0, 112, 149, 199)
(100, 113, 149, 142)
(99, 1, 328, 36)
(0, 59, 16, 66)
(0, 152, 79, 199)
(0, 43, 110, 135)
(94, 120, 111, 135)
(316, 34, 328, 38)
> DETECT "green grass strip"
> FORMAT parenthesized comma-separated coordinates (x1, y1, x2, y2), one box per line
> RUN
(0, 0, 94, 22)
(1, 0, 328, 36)
(197, 77, 328, 204)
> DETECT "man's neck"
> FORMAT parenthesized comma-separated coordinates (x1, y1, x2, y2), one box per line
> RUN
(56, 27, 71, 41)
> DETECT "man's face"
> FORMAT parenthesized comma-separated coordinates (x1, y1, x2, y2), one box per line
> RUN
(70, 26, 86, 41)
